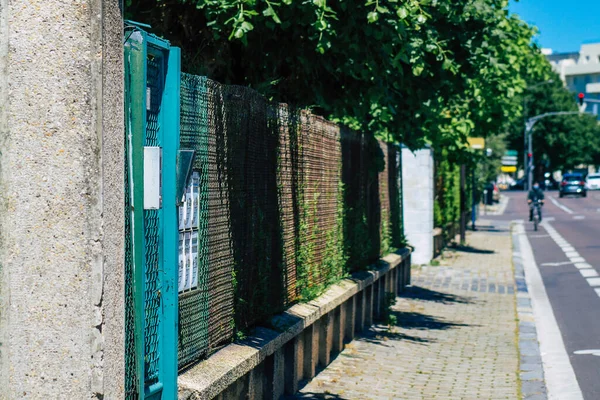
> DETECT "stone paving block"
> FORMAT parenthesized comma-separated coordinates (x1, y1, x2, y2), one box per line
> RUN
(297, 226, 522, 399)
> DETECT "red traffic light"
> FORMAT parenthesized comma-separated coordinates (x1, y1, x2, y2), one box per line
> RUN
(527, 153, 532, 158)
(578, 92, 585, 106)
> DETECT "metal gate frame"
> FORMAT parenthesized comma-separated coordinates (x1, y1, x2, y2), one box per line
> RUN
(124, 25, 181, 399)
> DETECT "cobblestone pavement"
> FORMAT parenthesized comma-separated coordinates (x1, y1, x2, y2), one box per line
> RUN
(297, 223, 521, 399)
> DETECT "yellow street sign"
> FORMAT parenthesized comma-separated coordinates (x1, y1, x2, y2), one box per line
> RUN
(467, 137, 485, 149)
(501, 166, 517, 173)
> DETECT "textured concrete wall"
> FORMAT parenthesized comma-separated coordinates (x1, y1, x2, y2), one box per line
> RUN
(402, 147, 434, 265)
(0, 0, 124, 398)
(0, 0, 9, 392)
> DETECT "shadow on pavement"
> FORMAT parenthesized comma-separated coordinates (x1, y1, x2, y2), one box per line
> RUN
(450, 244, 495, 254)
(356, 308, 470, 348)
(290, 392, 349, 399)
(392, 310, 469, 331)
(358, 325, 432, 346)
(403, 286, 473, 304)
(474, 225, 510, 233)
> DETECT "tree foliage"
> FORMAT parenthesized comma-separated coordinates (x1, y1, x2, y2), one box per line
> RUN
(126, 0, 549, 155)
(506, 72, 600, 173)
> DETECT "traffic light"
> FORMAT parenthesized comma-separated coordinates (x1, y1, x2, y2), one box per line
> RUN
(578, 92, 585, 107)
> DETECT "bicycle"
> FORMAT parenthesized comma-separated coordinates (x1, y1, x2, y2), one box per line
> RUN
(530, 200, 543, 231)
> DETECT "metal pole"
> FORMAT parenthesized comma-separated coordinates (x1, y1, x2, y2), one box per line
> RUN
(460, 164, 466, 243)
(528, 128, 533, 191)
(471, 166, 476, 231)
(523, 97, 528, 191)
(525, 111, 583, 191)
(522, 80, 554, 190)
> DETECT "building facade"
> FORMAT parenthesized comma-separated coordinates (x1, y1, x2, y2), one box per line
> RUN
(547, 42, 600, 114)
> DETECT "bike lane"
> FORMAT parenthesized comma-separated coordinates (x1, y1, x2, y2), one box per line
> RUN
(494, 192, 600, 399)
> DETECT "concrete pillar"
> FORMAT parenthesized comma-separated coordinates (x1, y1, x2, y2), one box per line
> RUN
(344, 295, 356, 343)
(0, 0, 124, 398)
(365, 284, 374, 327)
(222, 375, 248, 398)
(284, 337, 300, 394)
(269, 348, 285, 400)
(319, 313, 334, 368)
(401, 146, 434, 265)
(374, 279, 384, 319)
(406, 255, 412, 285)
(393, 267, 399, 296)
(303, 323, 318, 380)
(248, 361, 265, 399)
(354, 291, 365, 333)
(332, 305, 344, 355)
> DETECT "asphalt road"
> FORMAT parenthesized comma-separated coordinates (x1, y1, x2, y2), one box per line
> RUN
(491, 190, 600, 399)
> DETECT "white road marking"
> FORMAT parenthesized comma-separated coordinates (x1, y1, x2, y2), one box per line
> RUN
(549, 196, 574, 214)
(530, 234, 551, 238)
(580, 269, 599, 278)
(546, 217, 556, 222)
(574, 349, 600, 356)
(573, 215, 585, 220)
(587, 278, 600, 287)
(515, 223, 583, 399)
(541, 261, 573, 267)
(541, 219, 600, 299)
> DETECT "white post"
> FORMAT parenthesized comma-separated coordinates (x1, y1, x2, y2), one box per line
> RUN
(401, 146, 434, 265)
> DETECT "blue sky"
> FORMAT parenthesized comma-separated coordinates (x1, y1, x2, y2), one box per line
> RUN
(509, 0, 600, 53)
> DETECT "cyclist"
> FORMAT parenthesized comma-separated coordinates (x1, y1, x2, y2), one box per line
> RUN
(528, 182, 545, 222)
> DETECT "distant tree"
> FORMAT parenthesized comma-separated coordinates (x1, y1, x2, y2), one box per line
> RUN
(506, 73, 600, 173)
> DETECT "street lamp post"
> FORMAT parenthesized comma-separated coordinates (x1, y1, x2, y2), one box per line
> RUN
(525, 111, 583, 190)
(523, 80, 553, 190)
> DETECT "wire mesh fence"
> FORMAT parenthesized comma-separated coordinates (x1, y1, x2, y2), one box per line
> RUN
(174, 75, 403, 370)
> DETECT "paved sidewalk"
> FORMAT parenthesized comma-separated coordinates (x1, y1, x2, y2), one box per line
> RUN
(296, 222, 523, 399)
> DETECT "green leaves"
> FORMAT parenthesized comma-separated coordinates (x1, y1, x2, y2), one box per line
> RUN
(128, 0, 548, 158)
(367, 11, 379, 23)
(396, 7, 408, 19)
(263, 5, 281, 24)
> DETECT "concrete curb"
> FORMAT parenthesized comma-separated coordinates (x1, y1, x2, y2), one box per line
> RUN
(178, 248, 411, 399)
(512, 224, 548, 400)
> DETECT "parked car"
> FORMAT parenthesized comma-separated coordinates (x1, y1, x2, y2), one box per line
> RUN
(587, 173, 600, 190)
(559, 173, 587, 198)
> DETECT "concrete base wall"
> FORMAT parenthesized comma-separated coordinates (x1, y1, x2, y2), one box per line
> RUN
(0, 1, 124, 398)
(402, 147, 434, 265)
(178, 250, 412, 400)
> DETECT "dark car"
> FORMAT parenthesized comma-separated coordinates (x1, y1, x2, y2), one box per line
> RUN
(559, 173, 587, 198)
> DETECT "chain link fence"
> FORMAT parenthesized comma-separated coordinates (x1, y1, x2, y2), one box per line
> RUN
(175, 75, 404, 370)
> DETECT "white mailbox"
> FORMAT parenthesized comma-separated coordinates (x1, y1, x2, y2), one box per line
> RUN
(144, 146, 162, 209)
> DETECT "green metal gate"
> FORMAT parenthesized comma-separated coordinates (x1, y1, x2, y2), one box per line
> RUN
(124, 26, 181, 399)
